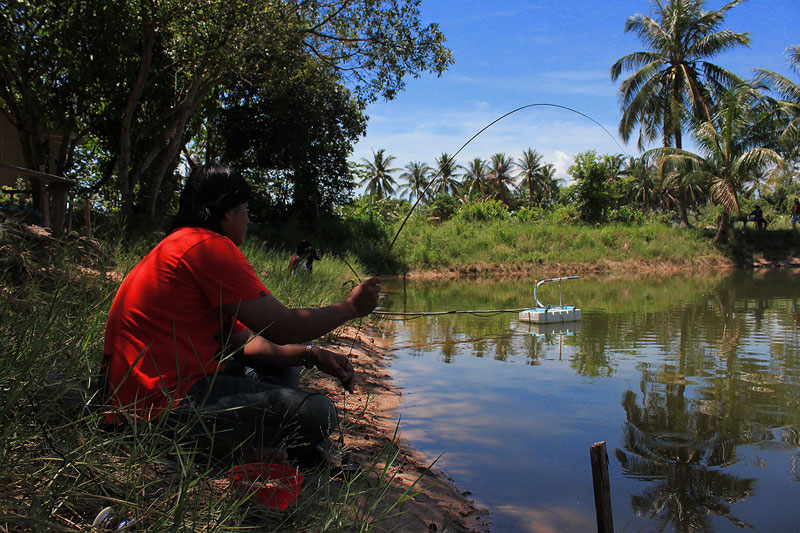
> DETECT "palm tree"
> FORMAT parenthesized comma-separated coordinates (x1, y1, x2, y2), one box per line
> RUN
(398, 161, 431, 203)
(487, 152, 515, 204)
(538, 163, 561, 208)
(755, 45, 800, 158)
(647, 85, 784, 242)
(621, 156, 658, 211)
(461, 157, 490, 200)
(610, 0, 750, 226)
(755, 45, 800, 104)
(515, 148, 544, 209)
(359, 148, 399, 199)
(432, 153, 462, 197)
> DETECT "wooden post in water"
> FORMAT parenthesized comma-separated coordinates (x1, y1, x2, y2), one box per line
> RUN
(590, 441, 614, 533)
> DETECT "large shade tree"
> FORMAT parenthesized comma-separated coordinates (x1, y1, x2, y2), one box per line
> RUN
(206, 54, 367, 220)
(1, 0, 453, 222)
(610, 0, 750, 226)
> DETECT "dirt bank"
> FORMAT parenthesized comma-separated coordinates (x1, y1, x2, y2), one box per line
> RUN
(307, 326, 490, 532)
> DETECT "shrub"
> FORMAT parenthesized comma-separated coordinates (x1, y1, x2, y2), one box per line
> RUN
(457, 200, 509, 222)
(427, 194, 459, 222)
(607, 205, 646, 225)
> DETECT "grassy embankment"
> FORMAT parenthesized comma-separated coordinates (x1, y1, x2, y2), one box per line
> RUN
(274, 212, 800, 277)
(0, 222, 416, 532)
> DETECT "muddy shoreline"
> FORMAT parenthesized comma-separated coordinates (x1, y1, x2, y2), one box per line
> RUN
(308, 326, 491, 532)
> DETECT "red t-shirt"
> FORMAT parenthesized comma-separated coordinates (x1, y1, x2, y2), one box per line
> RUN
(104, 227, 269, 419)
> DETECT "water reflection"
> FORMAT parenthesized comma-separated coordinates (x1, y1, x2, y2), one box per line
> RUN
(377, 270, 800, 532)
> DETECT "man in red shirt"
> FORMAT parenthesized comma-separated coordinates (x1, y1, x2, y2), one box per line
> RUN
(104, 163, 380, 463)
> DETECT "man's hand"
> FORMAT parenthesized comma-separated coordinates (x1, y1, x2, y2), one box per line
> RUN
(311, 347, 355, 393)
(346, 277, 381, 318)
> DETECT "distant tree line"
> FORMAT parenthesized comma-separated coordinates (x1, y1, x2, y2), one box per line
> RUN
(356, 0, 799, 242)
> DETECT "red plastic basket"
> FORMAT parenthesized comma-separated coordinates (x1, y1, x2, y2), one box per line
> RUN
(229, 463, 304, 510)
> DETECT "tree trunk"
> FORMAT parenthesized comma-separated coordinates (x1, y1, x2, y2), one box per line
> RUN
(714, 210, 730, 244)
(117, 10, 155, 217)
(673, 130, 692, 228)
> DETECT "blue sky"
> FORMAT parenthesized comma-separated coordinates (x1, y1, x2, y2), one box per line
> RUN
(350, 0, 800, 185)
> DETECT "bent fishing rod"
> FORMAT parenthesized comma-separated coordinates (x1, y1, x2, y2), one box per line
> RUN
(375, 102, 629, 276)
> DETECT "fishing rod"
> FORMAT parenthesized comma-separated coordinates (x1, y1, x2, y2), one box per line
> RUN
(376, 102, 630, 275)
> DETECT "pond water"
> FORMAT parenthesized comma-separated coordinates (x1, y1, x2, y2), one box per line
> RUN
(371, 270, 800, 532)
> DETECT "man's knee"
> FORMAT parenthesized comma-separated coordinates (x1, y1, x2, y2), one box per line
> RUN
(297, 393, 338, 442)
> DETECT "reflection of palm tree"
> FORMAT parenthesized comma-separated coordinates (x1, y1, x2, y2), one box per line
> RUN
(617, 389, 754, 531)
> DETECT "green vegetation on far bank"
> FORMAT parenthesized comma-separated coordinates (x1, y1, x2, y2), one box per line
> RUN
(287, 201, 800, 276)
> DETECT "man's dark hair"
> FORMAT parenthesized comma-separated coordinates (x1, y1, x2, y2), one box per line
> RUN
(171, 163, 251, 233)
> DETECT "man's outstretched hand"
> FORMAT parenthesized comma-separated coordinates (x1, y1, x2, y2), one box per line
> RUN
(346, 277, 381, 318)
(312, 347, 355, 393)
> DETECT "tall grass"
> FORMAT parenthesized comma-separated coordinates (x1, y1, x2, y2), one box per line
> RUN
(0, 222, 418, 531)
(389, 215, 728, 272)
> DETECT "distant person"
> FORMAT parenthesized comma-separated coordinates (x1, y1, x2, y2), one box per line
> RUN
(750, 205, 766, 230)
(792, 198, 800, 229)
(290, 240, 321, 275)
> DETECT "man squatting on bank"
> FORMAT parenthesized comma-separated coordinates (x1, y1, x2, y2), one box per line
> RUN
(103, 163, 380, 464)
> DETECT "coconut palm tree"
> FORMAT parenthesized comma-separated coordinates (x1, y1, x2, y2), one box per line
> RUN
(432, 153, 462, 197)
(538, 163, 561, 208)
(359, 148, 399, 199)
(647, 85, 784, 242)
(755, 44, 800, 157)
(755, 45, 800, 104)
(398, 161, 431, 203)
(610, 0, 750, 226)
(487, 152, 515, 205)
(461, 157, 490, 200)
(515, 148, 544, 209)
(621, 156, 658, 212)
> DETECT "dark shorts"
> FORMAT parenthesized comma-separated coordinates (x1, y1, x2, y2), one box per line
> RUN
(173, 362, 338, 455)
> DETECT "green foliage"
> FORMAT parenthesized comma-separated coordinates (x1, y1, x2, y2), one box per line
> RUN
(457, 200, 510, 221)
(2, 0, 453, 223)
(208, 56, 366, 219)
(569, 151, 612, 224)
(607, 205, 646, 225)
(426, 193, 459, 222)
(512, 206, 547, 222)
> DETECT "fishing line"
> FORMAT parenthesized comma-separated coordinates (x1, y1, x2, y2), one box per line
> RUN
(377, 103, 629, 275)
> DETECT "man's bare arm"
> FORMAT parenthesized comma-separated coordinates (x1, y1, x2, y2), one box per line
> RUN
(222, 277, 380, 344)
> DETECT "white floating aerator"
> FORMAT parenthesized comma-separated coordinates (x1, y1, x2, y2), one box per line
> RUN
(518, 276, 582, 323)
